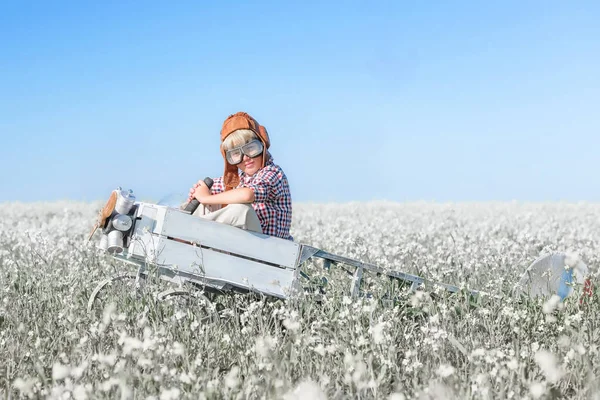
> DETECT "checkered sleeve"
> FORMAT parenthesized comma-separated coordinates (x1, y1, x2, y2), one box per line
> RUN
(245, 167, 281, 203)
(210, 176, 225, 195)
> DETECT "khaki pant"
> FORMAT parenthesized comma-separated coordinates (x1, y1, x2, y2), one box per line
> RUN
(187, 202, 263, 234)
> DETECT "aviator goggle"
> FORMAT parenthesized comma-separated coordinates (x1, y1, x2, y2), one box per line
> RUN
(225, 140, 264, 165)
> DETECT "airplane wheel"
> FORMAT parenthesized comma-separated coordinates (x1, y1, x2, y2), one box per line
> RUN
(157, 288, 224, 323)
(87, 272, 141, 314)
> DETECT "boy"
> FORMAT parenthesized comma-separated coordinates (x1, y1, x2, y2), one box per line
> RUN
(186, 112, 293, 240)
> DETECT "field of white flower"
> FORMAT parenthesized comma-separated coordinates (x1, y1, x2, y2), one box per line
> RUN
(1, 200, 599, 399)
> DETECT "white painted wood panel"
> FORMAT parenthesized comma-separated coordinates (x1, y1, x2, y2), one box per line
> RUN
(128, 204, 160, 262)
(152, 237, 296, 298)
(156, 208, 300, 269)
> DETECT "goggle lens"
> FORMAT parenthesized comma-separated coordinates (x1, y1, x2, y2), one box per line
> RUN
(226, 140, 264, 165)
(227, 149, 243, 165)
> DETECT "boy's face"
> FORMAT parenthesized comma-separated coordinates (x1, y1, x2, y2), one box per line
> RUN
(238, 152, 262, 176)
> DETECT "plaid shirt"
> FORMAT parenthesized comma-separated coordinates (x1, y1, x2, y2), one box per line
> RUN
(210, 154, 293, 240)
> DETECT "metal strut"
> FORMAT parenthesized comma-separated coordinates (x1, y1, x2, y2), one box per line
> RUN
(297, 245, 482, 299)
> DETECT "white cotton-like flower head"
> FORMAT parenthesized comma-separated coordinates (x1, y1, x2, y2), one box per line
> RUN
(388, 393, 406, 400)
(97, 353, 117, 367)
(543, 295, 562, 314)
(255, 335, 276, 358)
(565, 251, 580, 268)
(121, 336, 143, 356)
(172, 342, 185, 356)
(370, 321, 386, 344)
(52, 362, 71, 381)
(225, 366, 239, 389)
(283, 318, 301, 332)
(313, 344, 326, 356)
(529, 382, 546, 399)
(13, 377, 37, 397)
(565, 251, 590, 278)
(102, 302, 116, 326)
(283, 380, 327, 400)
(470, 348, 486, 358)
(558, 335, 571, 348)
(159, 388, 181, 400)
(436, 364, 456, 378)
(534, 349, 564, 383)
(506, 358, 519, 371)
(73, 384, 88, 400)
(70, 361, 89, 380)
(410, 291, 427, 307)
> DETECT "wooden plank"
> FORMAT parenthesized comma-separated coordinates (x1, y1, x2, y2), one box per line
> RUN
(151, 237, 297, 298)
(156, 208, 300, 269)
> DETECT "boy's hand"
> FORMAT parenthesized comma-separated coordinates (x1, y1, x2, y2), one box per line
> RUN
(187, 181, 204, 199)
(190, 180, 211, 202)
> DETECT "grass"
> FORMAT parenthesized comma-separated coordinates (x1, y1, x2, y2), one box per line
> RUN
(1, 200, 599, 399)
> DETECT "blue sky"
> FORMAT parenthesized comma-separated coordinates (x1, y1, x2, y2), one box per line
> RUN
(1, 1, 598, 203)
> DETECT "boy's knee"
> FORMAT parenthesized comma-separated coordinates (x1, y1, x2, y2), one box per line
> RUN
(226, 203, 253, 214)
(226, 204, 262, 233)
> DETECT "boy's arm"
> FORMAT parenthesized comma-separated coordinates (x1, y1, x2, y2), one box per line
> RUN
(197, 187, 255, 205)
(192, 167, 281, 205)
